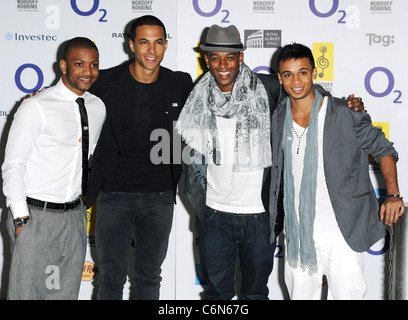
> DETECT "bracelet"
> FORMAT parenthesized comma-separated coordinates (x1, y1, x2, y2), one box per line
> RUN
(384, 194, 403, 201)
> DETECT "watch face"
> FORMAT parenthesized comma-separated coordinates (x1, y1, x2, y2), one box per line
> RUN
(14, 217, 28, 227)
(14, 218, 23, 227)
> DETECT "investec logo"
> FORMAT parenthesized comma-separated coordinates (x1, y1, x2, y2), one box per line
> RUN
(5, 32, 57, 41)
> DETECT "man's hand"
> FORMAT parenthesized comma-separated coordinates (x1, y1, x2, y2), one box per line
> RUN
(15, 226, 24, 237)
(347, 94, 366, 112)
(15, 215, 29, 237)
(23, 88, 45, 101)
(380, 196, 405, 226)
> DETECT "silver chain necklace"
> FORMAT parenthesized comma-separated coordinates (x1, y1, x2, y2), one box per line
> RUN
(292, 125, 308, 154)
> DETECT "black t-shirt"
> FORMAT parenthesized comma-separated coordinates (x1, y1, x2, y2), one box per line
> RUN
(101, 69, 173, 193)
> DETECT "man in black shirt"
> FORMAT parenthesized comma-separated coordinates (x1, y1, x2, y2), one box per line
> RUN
(87, 15, 193, 300)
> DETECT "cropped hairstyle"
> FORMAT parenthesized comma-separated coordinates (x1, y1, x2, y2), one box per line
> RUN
(63, 37, 98, 61)
(277, 43, 315, 70)
(130, 15, 167, 41)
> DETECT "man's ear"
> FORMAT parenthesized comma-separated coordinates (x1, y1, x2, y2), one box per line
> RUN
(204, 54, 209, 67)
(60, 59, 67, 74)
(129, 39, 135, 53)
(278, 73, 282, 84)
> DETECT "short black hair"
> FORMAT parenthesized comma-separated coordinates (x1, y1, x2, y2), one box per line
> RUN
(130, 15, 166, 41)
(63, 37, 98, 61)
(277, 43, 315, 70)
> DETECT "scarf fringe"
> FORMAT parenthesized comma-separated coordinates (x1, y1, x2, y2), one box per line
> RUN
(283, 90, 323, 273)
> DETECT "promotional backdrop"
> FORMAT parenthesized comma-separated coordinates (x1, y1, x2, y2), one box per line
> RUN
(0, 0, 406, 300)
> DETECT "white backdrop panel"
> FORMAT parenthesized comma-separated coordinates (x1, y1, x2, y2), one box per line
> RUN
(0, 0, 406, 300)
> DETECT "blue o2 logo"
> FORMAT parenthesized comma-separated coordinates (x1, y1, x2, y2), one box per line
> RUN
(364, 67, 402, 103)
(274, 232, 390, 258)
(309, 0, 360, 29)
(366, 230, 390, 256)
(15, 64, 44, 93)
(309, 0, 339, 17)
(70, 0, 107, 22)
(193, 0, 230, 23)
(252, 66, 272, 74)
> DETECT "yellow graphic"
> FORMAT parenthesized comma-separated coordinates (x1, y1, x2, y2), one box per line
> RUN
(82, 261, 95, 281)
(369, 122, 389, 162)
(87, 204, 96, 235)
(373, 122, 389, 139)
(313, 43, 333, 82)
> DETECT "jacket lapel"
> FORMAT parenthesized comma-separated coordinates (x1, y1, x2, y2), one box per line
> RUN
(323, 95, 336, 167)
(274, 99, 287, 161)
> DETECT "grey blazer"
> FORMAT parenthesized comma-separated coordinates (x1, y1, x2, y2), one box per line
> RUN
(268, 85, 398, 252)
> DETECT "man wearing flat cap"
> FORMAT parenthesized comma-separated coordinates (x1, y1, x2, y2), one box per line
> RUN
(176, 25, 365, 300)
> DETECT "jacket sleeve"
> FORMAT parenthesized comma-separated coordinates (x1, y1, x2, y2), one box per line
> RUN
(178, 72, 194, 107)
(256, 73, 281, 113)
(347, 105, 398, 163)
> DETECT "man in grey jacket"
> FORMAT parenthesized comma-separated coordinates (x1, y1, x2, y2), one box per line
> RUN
(269, 43, 405, 299)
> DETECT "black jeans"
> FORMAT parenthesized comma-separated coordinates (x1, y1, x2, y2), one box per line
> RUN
(95, 190, 174, 300)
(198, 207, 276, 300)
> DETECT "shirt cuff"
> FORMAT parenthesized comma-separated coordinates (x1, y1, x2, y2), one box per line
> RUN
(10, 201, 30, 220)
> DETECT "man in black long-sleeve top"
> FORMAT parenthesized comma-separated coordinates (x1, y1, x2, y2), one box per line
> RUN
(87, 15, 193, 300)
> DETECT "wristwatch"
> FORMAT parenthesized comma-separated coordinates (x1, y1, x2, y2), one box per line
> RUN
(13, 217, 29, 227)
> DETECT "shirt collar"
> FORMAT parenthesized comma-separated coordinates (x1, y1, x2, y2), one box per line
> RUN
(56, 78, 89, 102)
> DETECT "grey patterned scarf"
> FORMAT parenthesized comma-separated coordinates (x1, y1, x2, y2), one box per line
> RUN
(176, 63, 271, 172)
(283, 90, 322, 274)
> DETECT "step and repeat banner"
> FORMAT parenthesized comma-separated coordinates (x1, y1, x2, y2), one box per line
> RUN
(0, 0, 406, 300)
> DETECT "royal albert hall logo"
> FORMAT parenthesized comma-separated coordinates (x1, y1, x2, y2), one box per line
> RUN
(244, 30, 281, 49)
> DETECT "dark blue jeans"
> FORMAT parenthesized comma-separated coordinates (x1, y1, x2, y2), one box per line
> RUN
(94, 190, 174, 300)
(198, 207, 276, 300)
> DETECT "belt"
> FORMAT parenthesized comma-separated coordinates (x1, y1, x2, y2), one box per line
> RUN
(26, 197, 81, 211)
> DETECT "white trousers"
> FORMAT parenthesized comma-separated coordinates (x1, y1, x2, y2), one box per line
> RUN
(284, 233, 367, 300)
